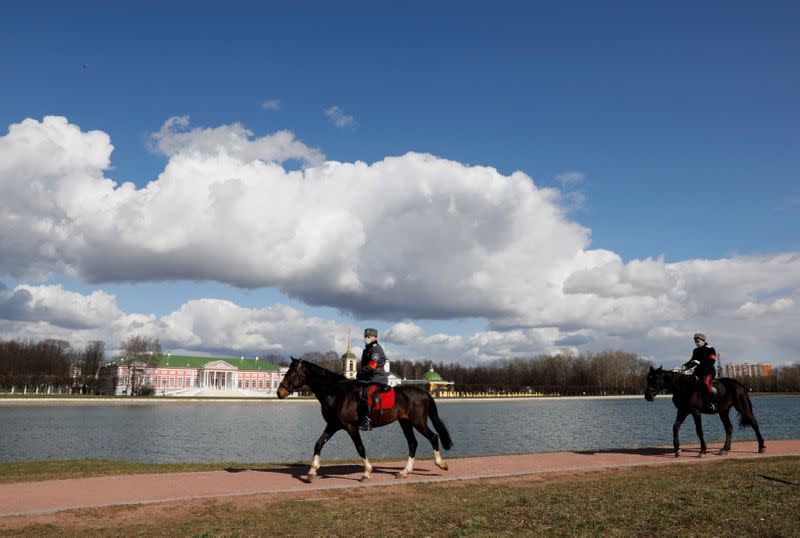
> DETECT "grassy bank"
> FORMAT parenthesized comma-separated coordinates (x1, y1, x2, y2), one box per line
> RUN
(1, 457, 798, 537)
(0, 460, 287, 484)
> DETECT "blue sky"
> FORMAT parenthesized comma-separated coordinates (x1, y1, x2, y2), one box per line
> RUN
(1, 2, 799, 364)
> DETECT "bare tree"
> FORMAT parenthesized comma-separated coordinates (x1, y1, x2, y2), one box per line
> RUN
(300, 350, 340, 373)
(119, 336, 162, 396)
(80, 341, 105, 394)
(261, 353, 289, 366)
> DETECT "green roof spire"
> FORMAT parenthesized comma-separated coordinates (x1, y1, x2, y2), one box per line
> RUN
(341, 331, 357, 360)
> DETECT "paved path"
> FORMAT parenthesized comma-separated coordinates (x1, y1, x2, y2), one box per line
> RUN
(1, 440, 798, 517)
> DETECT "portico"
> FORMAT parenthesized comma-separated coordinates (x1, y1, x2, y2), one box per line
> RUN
(199, 360, 238, 389)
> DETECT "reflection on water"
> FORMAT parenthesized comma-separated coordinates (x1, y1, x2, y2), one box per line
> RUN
(0, 396, 797, 463)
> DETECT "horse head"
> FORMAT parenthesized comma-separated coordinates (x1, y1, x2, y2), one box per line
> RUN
(644, 365, 665, 401)
(277, 357, 305, 399)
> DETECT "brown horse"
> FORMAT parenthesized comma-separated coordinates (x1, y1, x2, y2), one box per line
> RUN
(277, 358, 453, 481)
(645, 366, 766, 457)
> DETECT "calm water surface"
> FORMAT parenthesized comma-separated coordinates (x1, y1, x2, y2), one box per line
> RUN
(0, 396, 798, 463)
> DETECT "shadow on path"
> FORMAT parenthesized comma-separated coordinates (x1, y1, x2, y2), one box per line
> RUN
(574, 445, 765, 457)
(574, 447, 682, 457)
(223, 463, 441, 483)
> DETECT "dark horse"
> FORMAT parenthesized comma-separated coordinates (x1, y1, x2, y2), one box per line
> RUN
(277, 358, 453, 481)
(645, 366, 766, 457)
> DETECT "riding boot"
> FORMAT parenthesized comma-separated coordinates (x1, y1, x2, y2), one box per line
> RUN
(706, 386, 718, 412)
(358, 396, 372, 431)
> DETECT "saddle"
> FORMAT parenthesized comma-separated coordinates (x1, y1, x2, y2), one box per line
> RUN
(366, 384, 395, 414)
(702, 380, 725, 414)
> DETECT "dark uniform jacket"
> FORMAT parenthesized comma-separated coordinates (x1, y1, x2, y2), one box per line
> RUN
(682, 344, 717, 379)
(357, 341, 389, 385)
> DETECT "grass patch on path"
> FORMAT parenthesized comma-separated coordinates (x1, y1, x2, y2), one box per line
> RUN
(2, 457, 798, 537)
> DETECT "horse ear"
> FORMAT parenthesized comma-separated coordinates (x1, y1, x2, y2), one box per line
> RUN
(290, 356, 298, 363)
(649, 366, 654, 372)
(658, 365, 663, 371)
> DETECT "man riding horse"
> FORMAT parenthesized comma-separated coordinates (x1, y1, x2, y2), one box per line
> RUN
(681, 332, 718, 412)
(357, 328, 389, 431)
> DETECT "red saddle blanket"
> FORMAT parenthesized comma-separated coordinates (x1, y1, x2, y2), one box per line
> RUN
(367, 385, 395, 411)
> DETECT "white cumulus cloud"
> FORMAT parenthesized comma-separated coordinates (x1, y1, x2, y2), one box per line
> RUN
(324, 106, 354, 128)
(1, 116, 800, 365)
(384, 322, 426, 345)
(150, 115, 323, 164)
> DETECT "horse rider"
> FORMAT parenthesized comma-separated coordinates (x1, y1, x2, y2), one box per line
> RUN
(681, 332, 719, 412)
(356, 328, 389, 431)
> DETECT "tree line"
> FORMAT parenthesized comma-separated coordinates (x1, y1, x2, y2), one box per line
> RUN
(1, 337, 799, 395)
(394, 351, 653, 395)
(0, 335, 164, 395)
(0, 338, 105, 394)
(730, 364, 800, 393)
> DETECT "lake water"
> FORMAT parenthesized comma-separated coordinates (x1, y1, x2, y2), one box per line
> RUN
(0, 396, 798, 464)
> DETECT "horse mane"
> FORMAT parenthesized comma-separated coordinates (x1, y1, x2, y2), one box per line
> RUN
(301, 359, 347, 382)
(660, 369, 682, 381)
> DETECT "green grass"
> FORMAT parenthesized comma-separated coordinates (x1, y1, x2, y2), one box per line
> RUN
(0, 460, 288, 484)
(2, 457, 798, 537)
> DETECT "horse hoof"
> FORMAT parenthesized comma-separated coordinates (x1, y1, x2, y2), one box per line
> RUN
(674, 450, 681, 458)
(440, 463, 449, 471)
(698, 452, 705, 459)
(396, 472, 408, 479)
(307, 473, 317, 482)
(759, 447, 766, 454)
(718, 449, 729, 456)
(360, 475, 371, 483)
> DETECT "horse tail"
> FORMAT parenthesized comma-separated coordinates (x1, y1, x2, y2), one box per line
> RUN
(428, 395, 453, 450)
(731, 380, 757, 429)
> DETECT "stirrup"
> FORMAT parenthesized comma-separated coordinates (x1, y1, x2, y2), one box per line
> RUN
(358, 417, 372, 431)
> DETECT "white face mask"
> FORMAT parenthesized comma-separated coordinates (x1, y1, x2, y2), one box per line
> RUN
(695, 341, 704, 347)
(364, 337, 372, 345)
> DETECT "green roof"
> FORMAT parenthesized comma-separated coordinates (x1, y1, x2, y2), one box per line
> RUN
(423, 367, 443, 382)
(154, 355, 282, 371)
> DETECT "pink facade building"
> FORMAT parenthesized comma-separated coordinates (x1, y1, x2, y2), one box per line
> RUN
(100, 355, 288, 397)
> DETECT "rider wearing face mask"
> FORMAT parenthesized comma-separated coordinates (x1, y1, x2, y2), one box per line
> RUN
(356, 328, 389, 431)
(681, 333, 718, 411)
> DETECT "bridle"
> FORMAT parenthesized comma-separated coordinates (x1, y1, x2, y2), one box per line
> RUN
(278, 360, 304, 394)
(645, 371, 665, 399)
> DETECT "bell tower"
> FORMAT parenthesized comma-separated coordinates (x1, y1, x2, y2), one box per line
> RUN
(341, 332, 358, 380)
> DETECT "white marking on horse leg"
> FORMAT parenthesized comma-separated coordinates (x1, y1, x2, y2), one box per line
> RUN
(308, 454, 321, 479)
(361, 457, 373, 481)
(433, 450, 448, 470)
(397, 457, 415, 478)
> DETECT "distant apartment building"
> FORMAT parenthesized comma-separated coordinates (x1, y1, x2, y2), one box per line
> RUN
(719, 362, 774, 378)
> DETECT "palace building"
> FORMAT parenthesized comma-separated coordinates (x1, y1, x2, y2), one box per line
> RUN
(100, 354, 289, 397)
